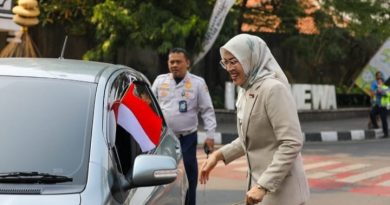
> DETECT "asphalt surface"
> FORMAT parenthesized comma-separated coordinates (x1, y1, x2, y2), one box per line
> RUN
(196, 108, 390, 204)
(196, 138, 390, 205)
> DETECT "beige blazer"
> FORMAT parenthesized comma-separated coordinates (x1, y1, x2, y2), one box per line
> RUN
(220, 78, 310, 205)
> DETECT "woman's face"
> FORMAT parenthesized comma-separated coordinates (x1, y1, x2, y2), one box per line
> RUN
(221, 51, 247, 86)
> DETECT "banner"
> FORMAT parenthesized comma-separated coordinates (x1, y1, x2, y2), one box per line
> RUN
(354, 38, 390, 95)
(193, 0, 235, 65)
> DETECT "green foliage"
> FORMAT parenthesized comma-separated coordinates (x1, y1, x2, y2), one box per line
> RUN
(241, 0, 305, 34)
(38, 0, 237, 63)
(321, 0, 390, 41)
(279, 28, 382, 87)
(36, 0, 389, 93)
(39, 0, 98, 35)
(245, 0, 390, 90)
(336, 84, 365, 94)
(272, 0, 305, 34)
(84, 0, 218, 62)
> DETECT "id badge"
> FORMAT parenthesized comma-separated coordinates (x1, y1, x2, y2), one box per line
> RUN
(179, 100, 187, 113)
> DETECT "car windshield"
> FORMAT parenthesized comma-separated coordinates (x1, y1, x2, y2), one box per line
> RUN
(0, 76, 96, 188)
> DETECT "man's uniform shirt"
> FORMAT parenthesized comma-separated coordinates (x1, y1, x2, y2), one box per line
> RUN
(152, 72, 216, 138)
(371, 80, 388, 107)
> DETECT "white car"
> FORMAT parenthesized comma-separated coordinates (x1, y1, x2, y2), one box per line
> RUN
(0, 58, 188, 205)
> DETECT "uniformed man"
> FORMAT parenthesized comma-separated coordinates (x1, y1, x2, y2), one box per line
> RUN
(370, 71, 389, 137)
(152, 48, 217, 205)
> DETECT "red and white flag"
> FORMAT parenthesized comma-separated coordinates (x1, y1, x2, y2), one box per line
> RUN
(112, 83, 162, 152)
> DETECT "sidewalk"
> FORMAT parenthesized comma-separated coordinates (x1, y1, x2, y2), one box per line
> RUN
(197, 107, 388, 144)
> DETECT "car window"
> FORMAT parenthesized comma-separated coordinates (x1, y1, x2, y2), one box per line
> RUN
(132, 81, 166, 128)
(106, 72, 166, 177)
(0, 76, 95, 188)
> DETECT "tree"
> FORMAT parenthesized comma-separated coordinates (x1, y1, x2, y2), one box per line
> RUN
(240, 0, 305, 34)
(84, 0, 221, 62)
(321, 0, 390, 42)
(39, 0, 100, 36)
(238, 0, 390, 89)
(37, 0, 389, 94)
(295, 0, 390, 86)
(38, 0, 239, 63)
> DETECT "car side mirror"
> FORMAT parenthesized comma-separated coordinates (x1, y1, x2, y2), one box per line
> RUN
(120, 155, 177, 190)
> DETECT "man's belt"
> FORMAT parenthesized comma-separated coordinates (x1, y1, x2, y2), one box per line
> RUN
(175, 130, 197, 138)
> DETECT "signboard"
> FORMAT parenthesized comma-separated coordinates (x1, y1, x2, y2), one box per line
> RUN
(354, 38, 390, 95)
(225, 83, 338, 111)
(291, 84, 337, 110)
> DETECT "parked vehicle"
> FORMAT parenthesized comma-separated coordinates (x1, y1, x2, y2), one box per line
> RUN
(0, 58, 188, 205)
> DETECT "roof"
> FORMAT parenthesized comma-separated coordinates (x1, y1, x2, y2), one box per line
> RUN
(0, 58, 119, 83)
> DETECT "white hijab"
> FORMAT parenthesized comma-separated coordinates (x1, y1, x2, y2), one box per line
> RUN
(220, 34, 289, 120)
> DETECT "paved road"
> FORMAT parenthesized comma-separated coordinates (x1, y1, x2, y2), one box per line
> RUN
(196, 138, 390, 205)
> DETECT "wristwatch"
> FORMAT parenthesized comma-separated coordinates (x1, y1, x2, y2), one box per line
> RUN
(256, 185, 269, 194)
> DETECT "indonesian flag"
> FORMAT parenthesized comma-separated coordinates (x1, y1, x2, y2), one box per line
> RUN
(112, 83, 162, 152)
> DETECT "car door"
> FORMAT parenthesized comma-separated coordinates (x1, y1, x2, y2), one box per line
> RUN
(104, 70, 187, 205)
(124, 77, 187, 205)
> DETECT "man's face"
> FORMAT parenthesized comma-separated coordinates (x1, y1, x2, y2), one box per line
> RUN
(376, 72, 382, 80)
(168, 52, 190, 78)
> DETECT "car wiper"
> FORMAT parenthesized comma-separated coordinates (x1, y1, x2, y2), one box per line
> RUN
(0, 172, 73, 184)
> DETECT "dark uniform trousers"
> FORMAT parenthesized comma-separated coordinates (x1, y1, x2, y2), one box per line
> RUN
(370, 105, 388, 137)
(179, 131, 198, 205)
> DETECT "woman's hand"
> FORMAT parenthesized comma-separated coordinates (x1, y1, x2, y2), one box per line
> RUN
(245, 186, 267, 205)
(199, 150, 223, 184)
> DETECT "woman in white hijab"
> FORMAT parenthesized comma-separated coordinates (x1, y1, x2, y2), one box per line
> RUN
(200, 34, 310, 205)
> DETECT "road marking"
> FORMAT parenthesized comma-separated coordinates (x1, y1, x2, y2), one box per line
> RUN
(304, 161, 340, 171)
(307, 164, 370, 179)
(377, 180, 390, 187)
(337, 167, 390, 183)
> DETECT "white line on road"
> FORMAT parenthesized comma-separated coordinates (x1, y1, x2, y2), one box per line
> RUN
(307, 164, 370, 179)
(304, 161, 340, 171)
(337, 167, 390, 183)
(377, 180, 390, 187)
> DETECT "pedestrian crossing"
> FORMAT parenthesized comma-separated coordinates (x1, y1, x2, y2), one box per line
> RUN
(197, 150, 390, 196)
(307, 163, 370, 179)
(336, 166, 390, 184)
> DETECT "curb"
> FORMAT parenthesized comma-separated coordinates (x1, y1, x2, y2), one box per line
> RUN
(303, 129, 385, 142)
(197, 129, 386, 145)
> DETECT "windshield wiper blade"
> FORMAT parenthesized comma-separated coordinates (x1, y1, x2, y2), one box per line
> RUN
(0, 172, 73, 184)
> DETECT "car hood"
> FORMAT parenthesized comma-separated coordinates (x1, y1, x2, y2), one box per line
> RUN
(0, 194, 80, 205)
